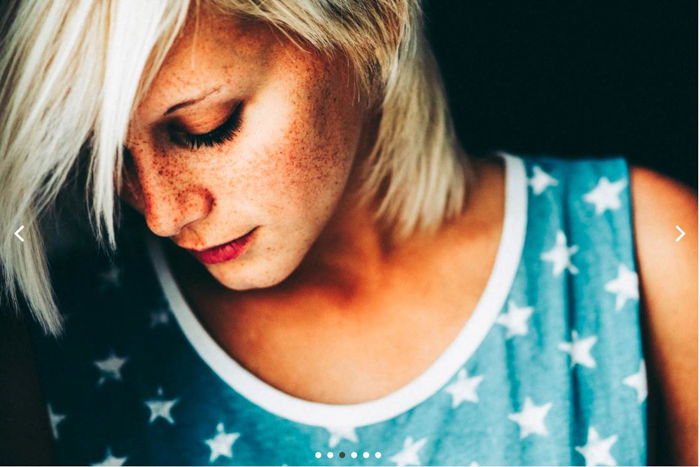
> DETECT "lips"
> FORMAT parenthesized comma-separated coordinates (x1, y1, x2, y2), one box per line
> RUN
(187, 227, 258, 265)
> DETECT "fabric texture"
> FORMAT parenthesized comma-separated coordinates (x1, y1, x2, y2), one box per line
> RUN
(30, 153, 647, 466)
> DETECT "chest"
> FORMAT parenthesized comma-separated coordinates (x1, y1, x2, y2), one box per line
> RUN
(178, 231, 500, 405)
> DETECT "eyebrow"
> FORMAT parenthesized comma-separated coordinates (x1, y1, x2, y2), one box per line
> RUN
(163, 86, 222, 116)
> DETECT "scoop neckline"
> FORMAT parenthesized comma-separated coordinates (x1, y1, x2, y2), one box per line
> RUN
(146, 152, 528, 428)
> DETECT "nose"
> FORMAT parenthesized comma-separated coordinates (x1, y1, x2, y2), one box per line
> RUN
(123, 151, 212, 237)
(143, 183, 213, 237)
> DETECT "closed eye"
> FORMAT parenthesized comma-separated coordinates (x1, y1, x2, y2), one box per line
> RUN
(169, 102, 244, 150)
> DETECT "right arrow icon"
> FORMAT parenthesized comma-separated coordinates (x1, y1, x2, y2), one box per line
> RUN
(675, 225, 686, 242)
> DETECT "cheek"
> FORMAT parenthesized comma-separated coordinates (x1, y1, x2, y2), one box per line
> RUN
(201, 112, 359, 289)
(227, 68, 361, 228)
(255, 109, 358, 228)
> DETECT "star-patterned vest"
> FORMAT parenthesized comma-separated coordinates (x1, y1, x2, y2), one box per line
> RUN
(31, 153, 647, 466)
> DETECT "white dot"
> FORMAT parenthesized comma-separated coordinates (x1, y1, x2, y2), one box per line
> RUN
(363, 452, 370, 459)
(375, 452, 382, 459)
(315, 452, 322, 459)
(327, 452, 334, 459)
(351, 452, 358, 458)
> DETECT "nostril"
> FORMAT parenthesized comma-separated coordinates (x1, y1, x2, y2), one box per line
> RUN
(123, 146, 212, 237)
(143, 195, 182, 238)
(143, 188, 214, 238)
(146, 220, 179, 238)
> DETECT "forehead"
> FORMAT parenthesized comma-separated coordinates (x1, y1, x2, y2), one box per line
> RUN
(135, 10, 278, 119)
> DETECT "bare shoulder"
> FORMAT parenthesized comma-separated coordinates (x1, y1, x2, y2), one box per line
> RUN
(630, 166, 696, 317)
(629, 165, 697, 465)
(0, 309, 55, 463)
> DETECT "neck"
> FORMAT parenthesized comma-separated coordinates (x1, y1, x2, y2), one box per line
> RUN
(288, 188, 392, 302)
(278, 112, 394, 302)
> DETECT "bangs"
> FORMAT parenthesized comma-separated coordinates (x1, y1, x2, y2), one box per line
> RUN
(0, 0, 471, 335)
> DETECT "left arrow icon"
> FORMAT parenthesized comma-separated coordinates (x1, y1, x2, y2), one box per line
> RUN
(14, 225, 24, 242)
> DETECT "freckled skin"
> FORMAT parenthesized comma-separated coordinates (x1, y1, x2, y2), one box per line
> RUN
(121, 7, 508, 404)
(123, 10, 366, 291)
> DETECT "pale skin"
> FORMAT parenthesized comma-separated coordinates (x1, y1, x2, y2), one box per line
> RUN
(119, 10, 697, 465)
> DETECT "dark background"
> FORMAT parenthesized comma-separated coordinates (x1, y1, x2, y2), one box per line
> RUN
(0, 2, 697, 464)
(424, 1, 698, 189)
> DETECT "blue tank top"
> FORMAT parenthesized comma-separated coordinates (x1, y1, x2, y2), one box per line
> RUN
(30, 153, 647, 465)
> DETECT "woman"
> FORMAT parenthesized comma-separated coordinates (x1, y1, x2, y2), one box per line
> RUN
(0, 0, 696, 465)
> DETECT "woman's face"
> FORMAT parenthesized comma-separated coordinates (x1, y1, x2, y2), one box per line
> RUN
(123, 11, 366, 290)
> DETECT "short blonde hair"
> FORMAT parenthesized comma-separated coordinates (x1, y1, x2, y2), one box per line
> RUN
(0, 0, 473, 335)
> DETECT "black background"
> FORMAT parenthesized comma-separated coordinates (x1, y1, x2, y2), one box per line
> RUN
(425, 1, 697, 189)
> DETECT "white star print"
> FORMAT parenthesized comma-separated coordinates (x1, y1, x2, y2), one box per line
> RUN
(575, 427, 618, 466)
(389, 436, 428, 467)
(623, 360, 648, 403)
(205, 422, 240, 462)
(604, 264, 639, 311)
(92, 447, 127, 466)
(150, 310, 171, 327)
(47, 404, 66, 440)
(541, 231, 579, 276)
(529, 165, 559, 195)
(496, 301, 534, 338)
(145, 387, 179, 424)
(583, 177, 627, 215)
(445, 368, 484, 408)
(94, 350, 128, 385)
(325, 425, 358, 448)
(46, 404, 66, 439)
(99, 266, 121, 289)
(507, 397, 553, 439)
(558, 331, 597, 368)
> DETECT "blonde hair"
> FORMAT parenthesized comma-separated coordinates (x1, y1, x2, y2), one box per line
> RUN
(0, 0, 473, 335)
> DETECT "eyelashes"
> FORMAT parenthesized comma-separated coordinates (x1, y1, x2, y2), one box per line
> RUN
(169, 102, 244, 151)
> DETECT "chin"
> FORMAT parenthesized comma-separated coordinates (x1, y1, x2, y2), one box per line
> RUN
(206, 258, 298, 292)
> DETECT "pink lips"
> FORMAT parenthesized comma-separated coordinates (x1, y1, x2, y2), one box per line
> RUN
(188, 228, 257, 265)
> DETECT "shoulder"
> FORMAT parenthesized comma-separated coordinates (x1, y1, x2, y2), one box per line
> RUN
(628, 165, 697, 464)
(630, 166, 696, 300)
(629, 165, 696, 311)
(630, 165, 696, 243)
